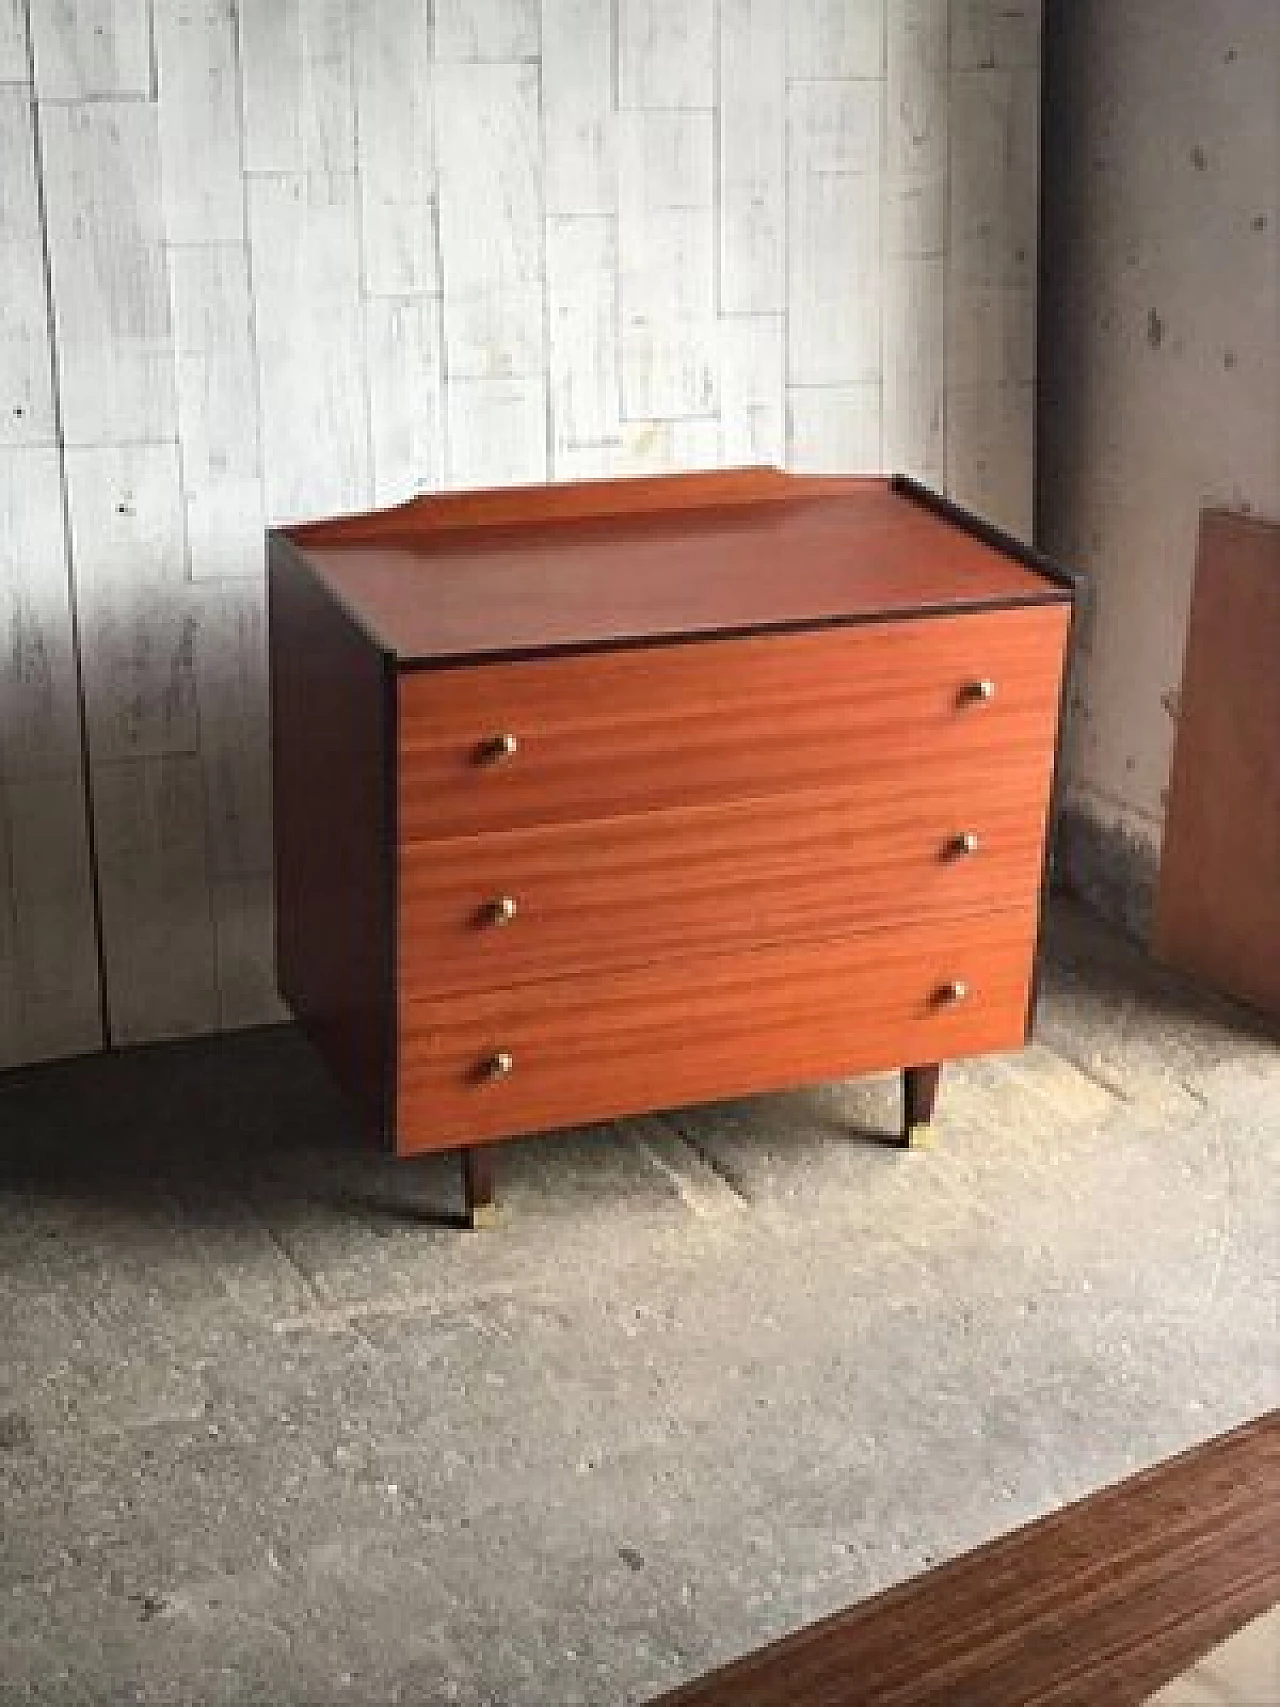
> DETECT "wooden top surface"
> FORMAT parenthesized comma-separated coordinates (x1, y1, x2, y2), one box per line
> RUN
(654, 1410, 1280, 1707)
(279, 471, 1068, 664)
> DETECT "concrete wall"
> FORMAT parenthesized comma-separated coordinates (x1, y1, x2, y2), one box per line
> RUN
(0, 0, 1042, 1066)
(1040, 1, 1280, 933)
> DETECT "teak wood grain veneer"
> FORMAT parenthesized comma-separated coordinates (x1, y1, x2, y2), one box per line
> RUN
(651, 1410, 1280, 1707)
(269, 469, 1076, 1225)
(397, 783, 1050, 999)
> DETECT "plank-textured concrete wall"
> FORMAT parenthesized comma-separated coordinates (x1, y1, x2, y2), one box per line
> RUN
(1040, 0, 1280, 935)
(0, 0, 1041, 1063)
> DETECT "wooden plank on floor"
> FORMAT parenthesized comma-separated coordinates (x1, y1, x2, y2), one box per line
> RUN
(0, 88, 57, 448)
(39, 100, 176, 447)
(1153, 510, 1280, 1019)
(654, 1412, 1280, 1706)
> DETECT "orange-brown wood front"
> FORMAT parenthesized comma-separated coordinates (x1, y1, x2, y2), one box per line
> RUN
(397, 767, 1056, 998)
(393, 909, 1037, 1152)
(397, 606, 1070, 842)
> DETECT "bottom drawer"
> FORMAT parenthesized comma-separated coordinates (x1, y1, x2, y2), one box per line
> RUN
(394, 909, 1038, 1152)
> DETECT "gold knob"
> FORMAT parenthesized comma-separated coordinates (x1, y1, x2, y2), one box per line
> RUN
(962, 678, 997, 705)
(937, 980, 970, 1006)
(947, 831, 981, 859)
(482, 895, 518, 927)
(476, 732, 519, 764)
(482, 1049, 514, 1080)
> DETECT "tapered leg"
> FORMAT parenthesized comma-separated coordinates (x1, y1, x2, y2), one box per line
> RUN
(461, 1145, 499, 1229)
(900, 1064, 942, 1148)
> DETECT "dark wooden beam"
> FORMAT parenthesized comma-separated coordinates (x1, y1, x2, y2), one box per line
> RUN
(654, 1412, 1280, 1707)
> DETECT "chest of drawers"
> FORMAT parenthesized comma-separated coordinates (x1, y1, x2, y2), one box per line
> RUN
(269, 469, 1075, 1225)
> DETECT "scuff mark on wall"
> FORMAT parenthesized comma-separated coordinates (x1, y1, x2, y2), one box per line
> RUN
(1055, 803, 1160, 944)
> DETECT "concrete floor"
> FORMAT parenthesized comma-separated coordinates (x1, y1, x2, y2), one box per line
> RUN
(1, 898, 1277, 1706)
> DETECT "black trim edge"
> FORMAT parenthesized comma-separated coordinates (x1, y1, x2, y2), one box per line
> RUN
(890, 474, 1085, 597)
(380, 650, 398, 1153)
(394, 592, 1073, 674)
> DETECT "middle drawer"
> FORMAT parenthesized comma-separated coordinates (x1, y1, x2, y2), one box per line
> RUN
(398, 768, 1053, 997)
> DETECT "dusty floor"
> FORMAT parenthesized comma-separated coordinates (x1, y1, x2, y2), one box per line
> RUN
(1, 899, 1277, 1705)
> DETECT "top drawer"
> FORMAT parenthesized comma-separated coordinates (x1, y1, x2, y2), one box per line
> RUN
(398, 605, 1070, 842)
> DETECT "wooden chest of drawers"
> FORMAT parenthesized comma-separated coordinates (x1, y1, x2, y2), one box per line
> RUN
(269, 470, 1075, 1224)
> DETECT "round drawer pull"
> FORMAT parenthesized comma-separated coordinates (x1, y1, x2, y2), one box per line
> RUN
(937, 980, 970, 1006)
(947, 831, 981, 859)
(481, 1049, 515, 1080)
(482, 894, 519, 928)
(476, 731, 519, 765)
(961, 678, 997, 706)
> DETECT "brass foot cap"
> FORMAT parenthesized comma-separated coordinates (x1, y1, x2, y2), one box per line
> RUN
(468, 1203, 501, 1231)
(903, 1121, 934, 1150)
